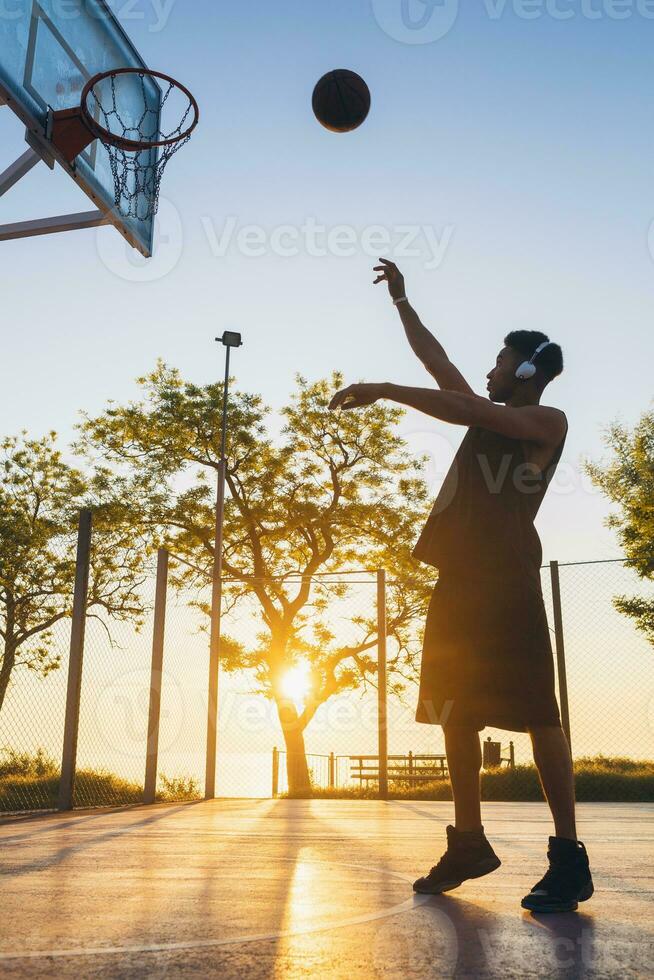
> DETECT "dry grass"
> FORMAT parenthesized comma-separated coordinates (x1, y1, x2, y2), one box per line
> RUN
(284, 756, 654, 802)
(0, 749, 202, 812)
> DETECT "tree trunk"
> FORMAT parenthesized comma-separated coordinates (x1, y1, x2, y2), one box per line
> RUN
(276, 699, 311, 795)
(0, 591, 17, 713)
(0, 638, 17, 714)
(282, 724, 312, 796)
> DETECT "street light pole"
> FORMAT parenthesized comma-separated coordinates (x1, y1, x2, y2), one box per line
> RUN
(205, 331, 243, 800)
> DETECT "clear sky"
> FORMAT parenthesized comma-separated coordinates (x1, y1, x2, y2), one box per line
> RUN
(2, 0, 654, 562)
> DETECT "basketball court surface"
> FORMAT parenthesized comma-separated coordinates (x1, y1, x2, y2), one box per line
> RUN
(0, 800, 651, 978)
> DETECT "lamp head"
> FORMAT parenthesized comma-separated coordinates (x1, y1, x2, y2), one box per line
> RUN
(217, 332, 243, 349)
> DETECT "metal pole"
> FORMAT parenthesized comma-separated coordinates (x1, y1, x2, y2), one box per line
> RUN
(550, 560, 572, 751)
(0, 209, 110, 241)
(377, 569, 389, 801)
(205, 345, 231, 799)
(144, 549, 169, 804)
(58, 510, 93, 811)
(0, 147, 41, 198)
(272, 747, 279, 798)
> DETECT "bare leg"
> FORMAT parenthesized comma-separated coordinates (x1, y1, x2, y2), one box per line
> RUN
(444, 725, 483, 832)
(529, 725, 577, 840)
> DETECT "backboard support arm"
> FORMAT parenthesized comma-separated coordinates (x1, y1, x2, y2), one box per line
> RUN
(0, 209, 111, 242)
(0, 148, 43, 198)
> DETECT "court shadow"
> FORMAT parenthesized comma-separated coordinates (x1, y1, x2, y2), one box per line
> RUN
(416, 894, 597, 975)
(386, 799, 451, 823)
(0, 799, 206, 844)
(418, 894, 513, 976)
(522, 908, 597, 974)
(2, 801, 203, 877)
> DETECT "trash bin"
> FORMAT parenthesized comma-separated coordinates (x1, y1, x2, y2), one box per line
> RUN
(483, 738, 502, 769)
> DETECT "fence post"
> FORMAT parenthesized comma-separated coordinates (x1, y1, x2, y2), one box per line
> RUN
(272, 746, 279, 798)
(143, 549, 169, 805)
(329, 752, 335, 789)
(550, 560, 572, 752)
(377, 569, 388, 801)
(58, 509, 93, 812)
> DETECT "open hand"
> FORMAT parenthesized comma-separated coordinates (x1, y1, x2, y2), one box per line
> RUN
(373, 258, 406, 301)
(329, 383, 384, 411)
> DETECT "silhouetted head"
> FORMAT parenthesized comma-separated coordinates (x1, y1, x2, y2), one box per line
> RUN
(486, 331, 564, 403)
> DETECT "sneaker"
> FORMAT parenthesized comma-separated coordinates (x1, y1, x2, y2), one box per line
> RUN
(413, 825, 502, 895)
(521, 837, 594, 913)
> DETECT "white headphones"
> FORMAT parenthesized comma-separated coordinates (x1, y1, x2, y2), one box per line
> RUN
(515, 341, 556, 381)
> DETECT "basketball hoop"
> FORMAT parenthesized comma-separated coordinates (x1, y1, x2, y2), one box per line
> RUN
(50, 68, 199, 221)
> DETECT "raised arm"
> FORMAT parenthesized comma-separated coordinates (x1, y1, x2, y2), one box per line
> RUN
(374, 258, 474, 395)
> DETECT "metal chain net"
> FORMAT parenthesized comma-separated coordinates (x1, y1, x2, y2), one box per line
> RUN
(88, 73, 193, 221)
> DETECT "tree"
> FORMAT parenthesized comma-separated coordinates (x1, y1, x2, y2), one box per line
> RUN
(587, 411, 654, 645)
(77, 363, 436, 793)
(0, 433, 154, 713)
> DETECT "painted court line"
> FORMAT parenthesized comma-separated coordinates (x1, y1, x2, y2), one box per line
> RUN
(0, 859, 430, 962)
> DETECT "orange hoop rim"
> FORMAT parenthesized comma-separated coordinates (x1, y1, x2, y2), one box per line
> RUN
(81, 68, 199, 153)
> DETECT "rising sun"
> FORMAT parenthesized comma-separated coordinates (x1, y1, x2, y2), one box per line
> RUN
(280, 662, 312, 706)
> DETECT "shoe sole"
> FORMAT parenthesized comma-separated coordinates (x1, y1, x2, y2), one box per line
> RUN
(413, 856, 502, 895)
(521, 880, 594, 913)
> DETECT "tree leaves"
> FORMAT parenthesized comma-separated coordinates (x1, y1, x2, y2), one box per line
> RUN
(78, 364, 438, 726)
(0, 434, 154, 711)
(587, 412, 654, 644)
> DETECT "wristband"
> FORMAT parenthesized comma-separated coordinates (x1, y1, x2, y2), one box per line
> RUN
(393, 297, 409, 306)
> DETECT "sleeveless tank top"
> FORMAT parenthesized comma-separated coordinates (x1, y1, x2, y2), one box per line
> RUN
(412, 424, 567, 581)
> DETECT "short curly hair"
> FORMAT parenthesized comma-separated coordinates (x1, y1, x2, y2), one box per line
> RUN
(505, 330, 564, 382)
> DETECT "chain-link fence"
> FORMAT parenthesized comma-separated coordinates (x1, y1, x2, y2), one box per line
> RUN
(0, 536, 73, 813)
(1, 509, 653, 813)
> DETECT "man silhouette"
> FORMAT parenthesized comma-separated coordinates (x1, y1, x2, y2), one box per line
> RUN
(329, 259, 593, 913)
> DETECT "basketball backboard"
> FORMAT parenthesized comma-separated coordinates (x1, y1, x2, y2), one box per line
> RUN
(0, 0, 160, 255)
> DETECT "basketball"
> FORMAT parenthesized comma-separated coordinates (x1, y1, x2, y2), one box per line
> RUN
(312, 69, 371, 133)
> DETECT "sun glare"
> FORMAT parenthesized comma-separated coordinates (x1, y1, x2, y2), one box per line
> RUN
(281, 662, 312, 706)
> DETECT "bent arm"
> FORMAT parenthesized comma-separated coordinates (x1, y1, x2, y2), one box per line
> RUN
(380, 383, 567, 445)
(396, 300, 474, 395)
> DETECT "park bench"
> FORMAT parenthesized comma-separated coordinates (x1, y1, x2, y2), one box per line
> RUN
(349, 754, 449, 786)
(349, 741, 515, 787)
